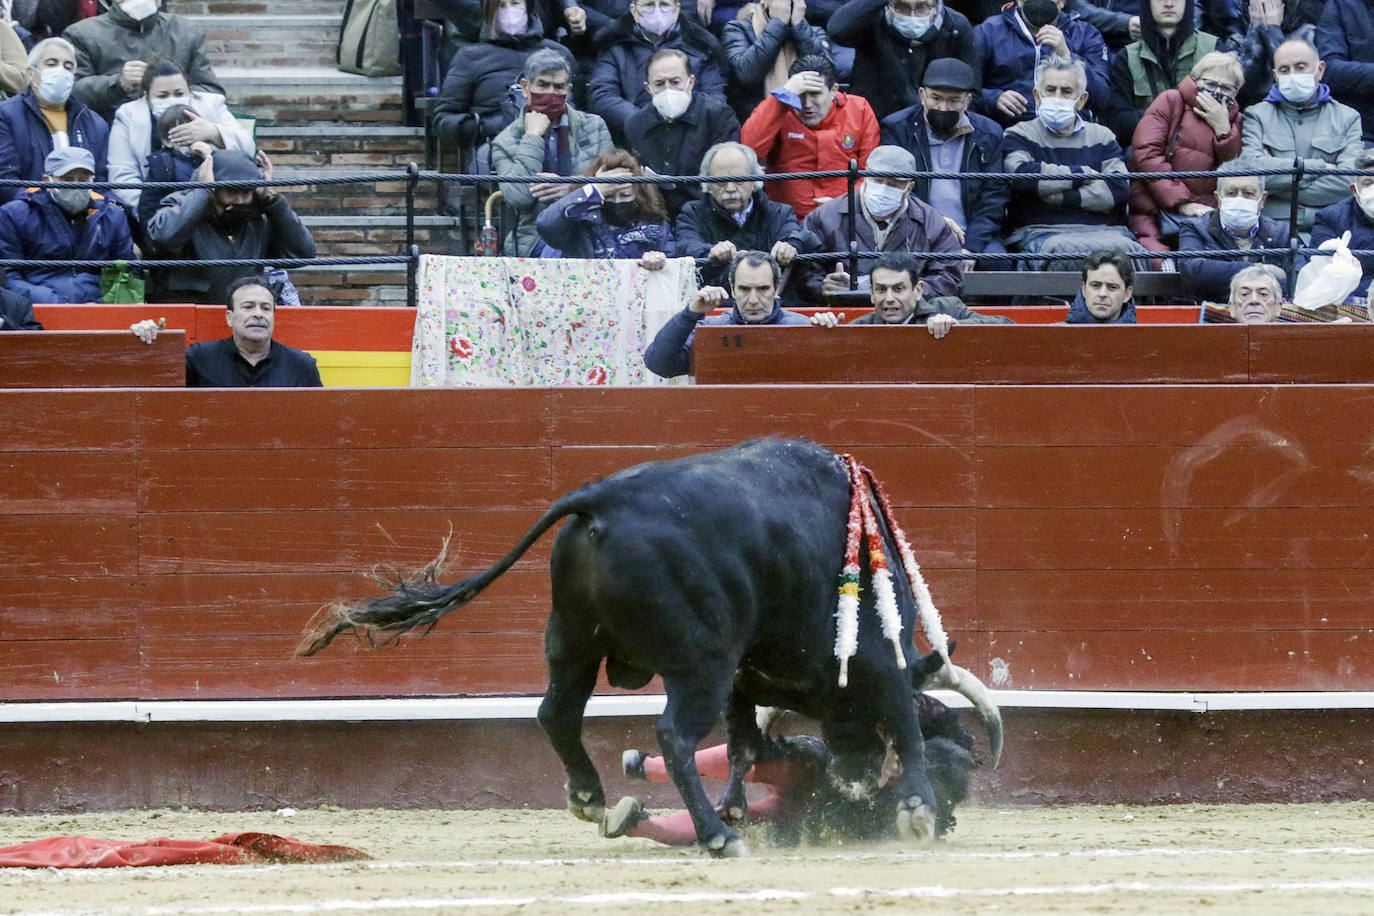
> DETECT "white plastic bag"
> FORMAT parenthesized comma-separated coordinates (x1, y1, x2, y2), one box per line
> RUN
(1293, 230, 1363, 309)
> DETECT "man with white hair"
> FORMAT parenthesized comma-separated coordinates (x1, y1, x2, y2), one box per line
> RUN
(801, 143, 964, 302)
(0, 37, 109, 204)
(1225, 264, 1284, 323)
(674, 141, 818, 291)
(1002, 55, 1146, 269)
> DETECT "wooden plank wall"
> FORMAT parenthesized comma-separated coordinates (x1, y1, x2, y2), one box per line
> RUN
(2, 386, 1371, 702)
(0, 331, 185, 388)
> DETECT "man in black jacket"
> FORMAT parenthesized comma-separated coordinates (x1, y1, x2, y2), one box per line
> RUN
(879, 57, 1008, 260)
(828, 0, 980, 119)
(674, 140, 819, 292)
(625, 48, 740, 217)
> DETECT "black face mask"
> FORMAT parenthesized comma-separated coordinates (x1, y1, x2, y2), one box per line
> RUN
(216, 204, 260, 230)
(602, 199, 639, 226)
(1203, 88, 1236, 109)
(1022, 0, 1059, 30)
(925, 107, 962, 134)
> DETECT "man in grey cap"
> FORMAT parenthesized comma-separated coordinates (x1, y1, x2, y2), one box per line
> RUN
(0, 145, 135, 303)
(798, 143, 963, 304)
(880, 57, 1009, 260)
(146, 148, 314, 304)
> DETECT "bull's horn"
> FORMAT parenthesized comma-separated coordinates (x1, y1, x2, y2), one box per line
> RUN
(930, 663, 1003, 769)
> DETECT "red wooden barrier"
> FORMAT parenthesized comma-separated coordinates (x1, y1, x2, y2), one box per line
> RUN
(0, 331, 185, 388)
(2, 386, 1372, 702)
(32, 305, 417, 350)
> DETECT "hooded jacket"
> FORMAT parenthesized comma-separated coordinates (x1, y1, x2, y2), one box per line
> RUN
(0, 188, 134, 303)
(430, 17, 577, 146)
(973, 2, 1110, 127)
(1065, 289, 1137, 322)
(1240, 82, 1363, 232)
(827, 0, 980, 120)
(643, 298, 810, 378)
(1103, 0, 1219, 145)
(63, 5, 223, 122)
(1128, 75, 1242, 250)
(739, 88, 881, 220)
(675, 188, 819, 289)
(0, 89, 109, 205)
(587, 10, 728, 140)
(880, 104, 1008, 253)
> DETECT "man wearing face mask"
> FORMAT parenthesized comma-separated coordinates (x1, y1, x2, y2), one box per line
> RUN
(146, 149, 315, 305)
(62, 0, 222, 124)
(675, 141, 819, 292)
(974, 0, 1110, 128)
(740, 54, 881, 219)
(642, 249, 810, 378)
(1002, 56, 1148, 269)
(0, 147, 133, 304)
(0, 38, 109, 206)
(880, 57, 1008, 260)
(624, 48, 741, 217)
(1177, 166, 1290, 302)
(1305, 148, 1374, 301)
(827, 0, 979, 120)
(588, 0, 728, 141)
(1241, 37, 1362, 236)
(801, 144, 963, 302)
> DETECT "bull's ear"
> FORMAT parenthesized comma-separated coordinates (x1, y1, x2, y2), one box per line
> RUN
(947, 638, 957, 660)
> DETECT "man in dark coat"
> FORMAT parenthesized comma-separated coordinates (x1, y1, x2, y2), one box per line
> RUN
(812, 251, 1012, 331)
(880, 57, 1007, 257)
(1178, 169, 1290, 302)
(1317, 0, 1374, 143)
(974, 0, 1110, 126)
(1066, 248, 1138, 322)
(588, 0, 728, 140)
(0, 38, 109, 205)
(828, 0, 980, 119)
(674, 141, 819, 291)
(146, 149, 316, 304)
(625, 48, 740, 217)
(1304, 148, 1374, 301)
(63, 0, 222, 122)
(0, 147, 134, 304)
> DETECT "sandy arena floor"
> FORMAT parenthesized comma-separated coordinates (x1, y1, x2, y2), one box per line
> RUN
(1, 802, 1373, 914)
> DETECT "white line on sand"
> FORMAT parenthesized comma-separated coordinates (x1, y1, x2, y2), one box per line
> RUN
(12, 877, 1374, 915)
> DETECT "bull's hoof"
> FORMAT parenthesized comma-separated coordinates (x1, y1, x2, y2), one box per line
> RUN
(622, 749, 647, 781)
(567, 787, 605, 823)
(702, 833, 748, 858)
(895, 799, 937, 842)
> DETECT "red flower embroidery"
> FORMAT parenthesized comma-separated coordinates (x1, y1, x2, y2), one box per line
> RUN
(450, 337, 474, 359)
(586, 365, 608, 385)
(521, 276, 537, 292)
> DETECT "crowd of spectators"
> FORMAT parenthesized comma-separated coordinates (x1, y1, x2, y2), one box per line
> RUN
(430, 0, 1374, 310)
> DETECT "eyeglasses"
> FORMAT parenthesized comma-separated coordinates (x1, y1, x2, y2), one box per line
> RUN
(1196, 77, 1239, 98)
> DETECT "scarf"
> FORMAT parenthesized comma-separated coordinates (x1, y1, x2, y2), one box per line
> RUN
(751, 4, 797, 94)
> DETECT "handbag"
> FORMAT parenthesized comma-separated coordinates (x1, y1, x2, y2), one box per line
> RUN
(100, 260, 145, 304)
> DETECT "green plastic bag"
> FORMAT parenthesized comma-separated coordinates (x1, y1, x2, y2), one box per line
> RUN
(101, 260, 145, 304)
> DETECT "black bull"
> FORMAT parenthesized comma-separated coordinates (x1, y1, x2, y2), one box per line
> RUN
(299, 437, 1000, 856)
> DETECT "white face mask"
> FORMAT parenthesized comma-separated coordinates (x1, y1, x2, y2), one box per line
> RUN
(1357, 184, 1374, 217)
(651, 88, 691, 120)
(1036, 96, 1078, 131)
(1218, 195, 1259, 233)
(36, 67, 73, 106)
(121, 0, 159, 21)
(149, 96, 180, 119)
(1276, 72, 1316, 103)
(862, 180, 906, 218)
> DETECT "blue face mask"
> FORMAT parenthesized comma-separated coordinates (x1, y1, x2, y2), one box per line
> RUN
(889, 9, 933, 39)
(637, 7, 677, 35)
(1036, 96, 1078, 131)
(1218, 196, 1259, 233)
(1276, 72, 1317, 103)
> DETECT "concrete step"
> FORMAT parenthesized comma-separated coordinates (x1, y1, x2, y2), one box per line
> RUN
(302, 214, 465, 258)
(255, 124, 425, 169)
(188, 15, 341, 70)
(218, 67, 403, 126)
(292, 263, 408, 308)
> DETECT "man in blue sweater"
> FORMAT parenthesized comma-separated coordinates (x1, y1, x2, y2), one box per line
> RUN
(1002, 54, 1147, 269)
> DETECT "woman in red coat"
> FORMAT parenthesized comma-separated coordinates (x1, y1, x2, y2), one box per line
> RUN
(1129, 51, 1246, 253)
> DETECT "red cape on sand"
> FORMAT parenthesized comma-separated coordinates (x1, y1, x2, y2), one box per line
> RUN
(0, 832, 369, 868)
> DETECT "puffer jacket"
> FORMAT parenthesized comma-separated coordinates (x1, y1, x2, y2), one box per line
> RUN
(534, 184, 675, 259)
(491, 105, 614, 256)
(430, 18, 576, 146)
(0, 89, 109, 205)
(1128, 75, 1243, 251)
(0, 188, 134, 303)
(828, 0, 980, 120)
(63, 5, 222, 122)
(721, 13, 830, 118)
(974, 3, 1110, 127)
(1240, 83, 1363, 232)
(1102, 0, 1218, 145)
(587, 11, 727, 140)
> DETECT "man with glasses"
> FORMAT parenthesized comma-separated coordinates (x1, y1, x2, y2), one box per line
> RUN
(827, 0, 979, 119)
(588, 0, 728, 140)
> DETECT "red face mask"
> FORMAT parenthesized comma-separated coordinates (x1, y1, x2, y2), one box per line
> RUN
(526, 91, 568, 120)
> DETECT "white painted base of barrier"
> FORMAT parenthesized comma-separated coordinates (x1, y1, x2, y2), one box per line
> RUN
(0, 690, 1372, 724)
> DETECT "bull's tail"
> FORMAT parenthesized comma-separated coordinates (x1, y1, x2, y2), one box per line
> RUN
(296, 492, 587, 657)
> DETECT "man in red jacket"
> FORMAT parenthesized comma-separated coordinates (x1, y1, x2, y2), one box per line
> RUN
(739, 54, 880, 220)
